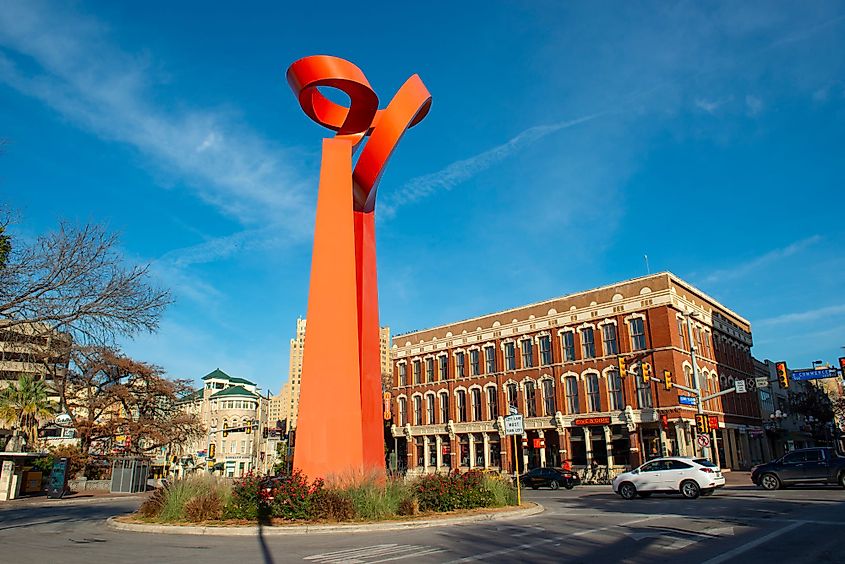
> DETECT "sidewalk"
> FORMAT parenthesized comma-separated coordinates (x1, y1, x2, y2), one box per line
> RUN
(723, 470, 752, 487)
(0, 489, 148, 508)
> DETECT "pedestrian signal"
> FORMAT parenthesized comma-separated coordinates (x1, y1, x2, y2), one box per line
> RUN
(695, 413, 709, 434)
(775, 361, 789, 389)
(663, 370, 673, 390)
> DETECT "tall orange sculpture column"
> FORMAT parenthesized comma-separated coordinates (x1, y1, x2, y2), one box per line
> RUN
(287, 56, 431, 479)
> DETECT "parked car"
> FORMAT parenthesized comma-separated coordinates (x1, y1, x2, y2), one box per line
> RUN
(520, 467, 580, 490)
(751, 447, 845, 490)
(612, 457, 725, 500)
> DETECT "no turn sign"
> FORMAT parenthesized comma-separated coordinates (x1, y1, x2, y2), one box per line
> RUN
(697, 434, 711, 448)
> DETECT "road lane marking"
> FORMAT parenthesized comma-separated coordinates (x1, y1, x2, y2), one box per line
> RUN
(443, 516, 659, 563)
(699, 521, 806, 564)
(304, 544, 441, 563)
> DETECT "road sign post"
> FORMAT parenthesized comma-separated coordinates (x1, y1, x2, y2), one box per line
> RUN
(504, 414, 524, 506)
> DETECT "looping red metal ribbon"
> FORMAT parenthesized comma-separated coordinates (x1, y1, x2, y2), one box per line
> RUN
(287, 55, 432, 212)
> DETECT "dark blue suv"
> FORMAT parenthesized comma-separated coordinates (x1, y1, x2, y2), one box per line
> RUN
(751, 447, 845, 490)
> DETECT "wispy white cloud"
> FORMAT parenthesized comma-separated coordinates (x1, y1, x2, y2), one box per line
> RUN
(694, 97, 729, 114)
(380, 112, 607, 215)
(755, 304, 845, 327)
(745, 94, 763, 116)
(0, 0, 310, 232)
(700, 235, 822, 284)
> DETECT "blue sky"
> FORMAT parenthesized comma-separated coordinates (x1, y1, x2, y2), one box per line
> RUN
(1, 1, 844, 395)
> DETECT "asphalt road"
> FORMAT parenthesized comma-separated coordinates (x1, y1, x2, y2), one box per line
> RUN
(1, 482, 844, 564)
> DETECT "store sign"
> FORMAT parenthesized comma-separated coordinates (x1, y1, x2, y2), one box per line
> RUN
(54, 413, 73, 427)
(573, 416, 611, 426)
(533, 438, 545, 449)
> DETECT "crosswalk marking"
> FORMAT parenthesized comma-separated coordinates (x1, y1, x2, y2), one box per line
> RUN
(305, 544, 445, 563)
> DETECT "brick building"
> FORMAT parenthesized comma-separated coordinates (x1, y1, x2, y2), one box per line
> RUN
(389, 272, 763, 475)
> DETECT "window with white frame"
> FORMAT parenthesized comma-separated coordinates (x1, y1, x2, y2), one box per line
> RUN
(635, 367, 653, 408)
(485, 345, 496, 373)
(439, 355, 449, 379)
(607, 369, 623, 410)
(413, 396, 422, 425)
(539, 335, 552, 366)
(504, 342, 516, 370)
(581, 327, 596, 359)
(440, 392, 450, 422)
(506, 383, 518, 411)
(562, 331, 576, 361)
(456, 390, 467, 422)
(398, 397, 407, 425)
(564, 376, 580, 414)
(542, 379, 556, 416)
(585, 373, 601, 412)
(630, 317, 646, 351)
(486, 386, 498, 420)
(524, 380, 537, 417)
(470, 349, 480, 376)
(471, 388, 482, 421)
(426, 395, 435, 424)
(413, 360, 421, 384)
(602, 323, 618, 356)
(521, 339, 534, 368)
(455, 351, 466, 377)
(426, 357, 434, 383)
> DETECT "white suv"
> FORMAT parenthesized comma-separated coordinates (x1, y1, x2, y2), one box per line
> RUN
(612, 457, 725, 499)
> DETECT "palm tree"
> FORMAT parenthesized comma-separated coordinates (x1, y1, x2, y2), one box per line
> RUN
(0, 375, 57, 448)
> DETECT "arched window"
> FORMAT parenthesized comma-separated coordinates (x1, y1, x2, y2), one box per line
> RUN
(486, 386, 498, 420)
(607, 369, 623, 411)
(471, 388, 482, 421)
(506, 383, 519, 412)
(542, 379, 556, 416)
(585, 373, 601, 412)
(564, 376, 579, 414)
(398, 397, 407, 425)
(456, 390, 467, 422)
(426, 395, 435, 424)
(636, 366, 653, 408)
(413, 396, 422, 425)
(524, 381, 537, 417)
(439, 392, 450, 423)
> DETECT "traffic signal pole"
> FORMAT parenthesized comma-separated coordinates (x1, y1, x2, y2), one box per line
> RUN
(685, 312, 711, 459)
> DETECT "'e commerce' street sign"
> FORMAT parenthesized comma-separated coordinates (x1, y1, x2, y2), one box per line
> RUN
(792, 368, 838, 381)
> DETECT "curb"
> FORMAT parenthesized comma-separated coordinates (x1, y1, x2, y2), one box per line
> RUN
(106, 502, 544, 536)
(0, 494, 145, 510)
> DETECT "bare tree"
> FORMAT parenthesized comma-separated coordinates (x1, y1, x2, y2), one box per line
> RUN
(0, 220, 171, 344)
(61, 346, 204, 471)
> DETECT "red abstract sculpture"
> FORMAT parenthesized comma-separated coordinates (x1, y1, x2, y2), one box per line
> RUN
(287, 56, 431, 479)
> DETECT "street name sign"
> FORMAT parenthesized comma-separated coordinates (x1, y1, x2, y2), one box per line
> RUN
(791, 368, 838, 381)
(679, 395, 697, 406)
(504, 414, 524, 435)
(755, 377, 770, 388)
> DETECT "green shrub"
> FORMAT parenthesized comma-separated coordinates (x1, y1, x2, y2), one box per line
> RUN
(312, 489, 356, 521)
(269, 469, 322, 520)
(224, 471, 265, 520)
(185, 492, 224, 521)
(483, 473, 518, 507)
(413, 470, 500, 512)
(155, 475, 231, 522)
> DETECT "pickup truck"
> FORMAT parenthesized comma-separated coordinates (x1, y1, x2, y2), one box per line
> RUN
(751, 447, 845, 490)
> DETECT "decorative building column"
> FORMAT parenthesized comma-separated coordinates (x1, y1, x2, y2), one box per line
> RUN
(436, 435, 443, 469)
(483, 433, 491, 469)
(658, 425, 669, 457)
(537, 430, 546, 467)
(499, 430, 508, 470)
(522, 434, 529, 471)
(603, 426, 614, 468)
(422, 436, 430, 472)
(675, 420, 688, 457)
(583, 427, 592, 465)
(554, 412, 568, 464)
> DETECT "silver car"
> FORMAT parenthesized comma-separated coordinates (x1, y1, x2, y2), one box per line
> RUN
(612, 457, 725, 499)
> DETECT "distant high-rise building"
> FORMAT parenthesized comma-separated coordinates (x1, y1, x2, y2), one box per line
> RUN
(283, 318, 391, 430)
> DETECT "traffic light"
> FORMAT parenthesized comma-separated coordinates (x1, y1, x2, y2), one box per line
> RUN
(663, 370, 673, 391)
(642, 362, 651, 383)
(246, 422, 252, 434)
(618, 356, 628, 378)
(209, 443, 216, 459)
(775, 361, 789, 389)
(660, 414, 669, 430)
(695, 413, 709, 434)
(838, 357, 845, 376)
(222, 423, 228, 438)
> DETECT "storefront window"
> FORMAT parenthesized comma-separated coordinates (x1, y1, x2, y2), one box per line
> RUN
(428, 440, 437, 467)
(489, 437, 501, 468)
(460, 436, 470, 467)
